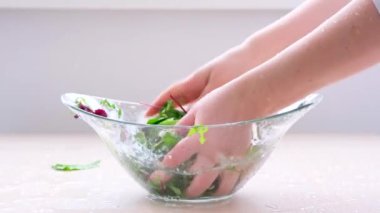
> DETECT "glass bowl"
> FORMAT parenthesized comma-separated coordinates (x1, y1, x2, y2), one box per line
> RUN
(61, 93, 322, 203)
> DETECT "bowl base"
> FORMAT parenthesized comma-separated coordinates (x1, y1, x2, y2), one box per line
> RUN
(147, 193, 233, 204)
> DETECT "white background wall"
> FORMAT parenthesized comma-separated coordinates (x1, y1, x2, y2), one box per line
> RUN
(1, 9, 379, 134)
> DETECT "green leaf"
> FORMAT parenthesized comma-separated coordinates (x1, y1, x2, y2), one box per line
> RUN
(161, 100, 185, 119)
(99, 99, 116, 110)
(158, 118, 179, 125)
(148, 178, 162, 193)
(147, 100, 185, 126)
(135, 131, 149, 148)
(154, 132, 181, 152)
(147, 117, 167, 125)
(148, 100, 185, 124)
(162, 132, 179, 147)
(75, 97, 87, 105)
(99, 99, 123, 118)
(52, 160, 101, 171)
(167, 183, 182, 196)
(187, 124, 209, 144)
(187, 127, 197, 136)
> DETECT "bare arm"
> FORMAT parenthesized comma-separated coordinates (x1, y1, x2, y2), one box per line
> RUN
(242, 0, 353, 65)
(147, 0, 352, 115)
(235, 0, 380, 118)
(148, 0, 380, 198)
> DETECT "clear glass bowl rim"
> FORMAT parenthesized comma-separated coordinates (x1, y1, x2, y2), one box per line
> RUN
(61, 92, 322, 129)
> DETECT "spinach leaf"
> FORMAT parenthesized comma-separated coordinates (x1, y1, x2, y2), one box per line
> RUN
(147, 100, 185, 125)
(99, 99, 123, 118)
(147, 117, 167, 125)
(99, 99, 116, 110)
(153, 131, 181, 153)
(135, 100, 213, 198)
(159, 100, 185, 119)
(52, 160, 101, 171)
(157, 118, 178, 126)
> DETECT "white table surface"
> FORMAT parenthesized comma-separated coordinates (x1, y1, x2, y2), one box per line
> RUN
(1, 134, 380, 212)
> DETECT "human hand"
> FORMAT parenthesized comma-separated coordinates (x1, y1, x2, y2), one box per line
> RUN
(146, 43, 257, 116)
(150, 83, 263, 198)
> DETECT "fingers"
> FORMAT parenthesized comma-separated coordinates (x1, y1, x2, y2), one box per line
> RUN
(162, 134, 199, 168)
(213, 169, 240, 196)
(172, 111, 195, 137)
(162, 111, 196, 168)
(145, 71, 209, 116)
(185, 155, 219, 198)
(149, 134, 200, 183)
(145, 83, 185, 116)
(149, 111, 197, 184)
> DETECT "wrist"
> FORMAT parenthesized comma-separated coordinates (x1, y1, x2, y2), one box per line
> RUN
(221, 75, 270, 121)
(228, 69, 286, 120)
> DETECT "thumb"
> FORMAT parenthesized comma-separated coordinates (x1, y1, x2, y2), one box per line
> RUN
(146, 72, 208, 116)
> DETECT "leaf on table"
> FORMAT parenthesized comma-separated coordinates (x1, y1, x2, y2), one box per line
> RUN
(51, 160, 101, 171)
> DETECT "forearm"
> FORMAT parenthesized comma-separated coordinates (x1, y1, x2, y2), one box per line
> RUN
(237, 0, 380, 117)
(186, 0, 351, 100)
(242, 0, 352, 65)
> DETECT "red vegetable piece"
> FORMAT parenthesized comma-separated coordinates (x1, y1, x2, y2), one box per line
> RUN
(94, 109, 108, 117)
(169, 93, 187, 114)
(78, 103, 94, 113)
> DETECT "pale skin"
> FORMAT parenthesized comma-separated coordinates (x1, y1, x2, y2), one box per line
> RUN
(147, 0, 380, 198)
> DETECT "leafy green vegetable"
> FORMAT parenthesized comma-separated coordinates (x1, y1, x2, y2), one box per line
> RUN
(131, 100, 214, 199)
(147, 100, 185, 125)
(147, 170, 194, 197)
(135, 131, 150, 150)
(52, 160, 101, 171)
(99, 99, 123, 118)
(148, 178, 162, 192)
(146, 117, 167, 125)
(167, 183, 182, 196)
(157, 118, 178, 126)
(160, 100, 185, 119)
(187, 124, 209, 144)
(75, 97, 87, 105)
(153, 132, 181, 153)
(100, 99, 116, 110)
